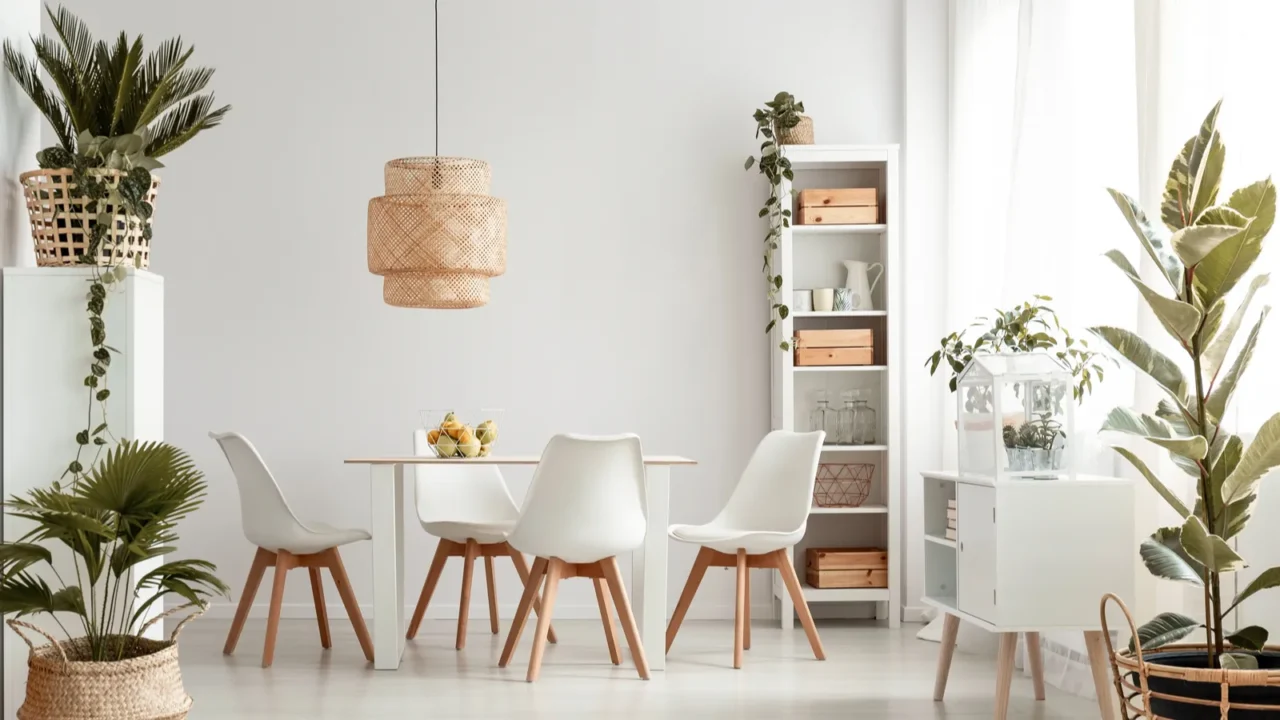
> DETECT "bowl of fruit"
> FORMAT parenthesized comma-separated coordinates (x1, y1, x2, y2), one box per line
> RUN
(421, 410, 500, 458)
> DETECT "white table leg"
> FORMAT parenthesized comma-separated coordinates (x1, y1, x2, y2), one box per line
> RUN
(370, 463, 406, 670)
(632, 465, 670, 671)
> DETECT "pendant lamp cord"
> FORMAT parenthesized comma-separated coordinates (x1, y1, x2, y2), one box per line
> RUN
(434, 0, 440, 156)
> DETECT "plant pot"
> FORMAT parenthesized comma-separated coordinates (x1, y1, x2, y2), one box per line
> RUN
(20, 168, 160, 268)
(1136, 650, 1280, 718)
(8, 603, 202, 720)
(778, 115, 814, 145)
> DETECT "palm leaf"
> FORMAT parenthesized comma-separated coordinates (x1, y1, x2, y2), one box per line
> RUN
(127, 38, 193, 130)
(95, 32, 144, 135)
(0, 572, 84, 618)
(2, 41, 75, 151)
(144, 95, 229, 157)
(0, 542, 53, 582)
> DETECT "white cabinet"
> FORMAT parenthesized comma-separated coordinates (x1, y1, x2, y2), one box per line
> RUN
(922, 471, 1135, 720)
(1, 267, 164, 719)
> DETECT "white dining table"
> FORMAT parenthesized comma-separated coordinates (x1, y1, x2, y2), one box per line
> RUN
(344, 454, 697, 671)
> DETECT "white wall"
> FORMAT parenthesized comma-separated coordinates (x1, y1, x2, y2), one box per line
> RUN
(0, 0, 37, 267)
(45, 0, 906, 621)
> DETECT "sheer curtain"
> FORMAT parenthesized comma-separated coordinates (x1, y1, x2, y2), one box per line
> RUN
(948, 0, 1138, 698)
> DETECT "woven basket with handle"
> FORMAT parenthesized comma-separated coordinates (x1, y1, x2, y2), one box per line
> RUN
(1101, 593, 1280, 718)
(7, 602, 204, 720)
(20, 168, 160, 268)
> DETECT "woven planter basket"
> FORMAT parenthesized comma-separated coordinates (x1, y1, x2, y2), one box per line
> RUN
(20, 168, 160, 268)
(778, 115, 815, 145)
(7, 603, 204, 720)
(1101, 593, 1280, 718)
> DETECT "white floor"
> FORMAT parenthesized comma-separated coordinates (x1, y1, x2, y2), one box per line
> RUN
(178, 618, 1098, 719)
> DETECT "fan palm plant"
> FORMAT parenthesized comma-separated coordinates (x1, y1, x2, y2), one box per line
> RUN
(2, 4, 230, 159)
(0, 441, 227, 661)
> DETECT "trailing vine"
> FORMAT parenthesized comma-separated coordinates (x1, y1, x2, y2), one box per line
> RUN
(39, 133, 159, 487)
(744, 92, 805, 351)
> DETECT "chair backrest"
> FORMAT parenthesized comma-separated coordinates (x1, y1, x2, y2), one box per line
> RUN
(209, 431, 310, 549)
(712, 430, 824, 534)
(412, 429, 519, 525)
(507, 433, 647, 562)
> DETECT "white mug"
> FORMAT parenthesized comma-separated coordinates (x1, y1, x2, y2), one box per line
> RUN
(812, 288, 835, 312)
(792, 290, 813, 313)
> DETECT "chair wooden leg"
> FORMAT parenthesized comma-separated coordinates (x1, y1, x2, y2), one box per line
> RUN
(500, 556, 547, 668)
(933, 613, 960, 701)
(327, 548, 374, 663)
(1026, 631, 1046, 701)
(995, 632, 1017, 720)
(407, 540, 453, 640)
(774, 549, 825, 661)
(526, 558, 563, 682)
(593, 577, 621, 665)
(224, 547, 272, 655)
(484, 555, 499, 635)
(308, 567, 331, 649)
(744, 569, 751, 651)
(666, 546, 712, 653)
(262, 550, 293, 667)
(456, 539, 479, 650)
(602, 556, 650, 680)
(507, 545, 557, 644)
(734, 549, 747, 669)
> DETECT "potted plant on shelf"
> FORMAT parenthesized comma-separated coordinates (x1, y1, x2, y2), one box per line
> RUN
(3, 3, 230, 268)
(0, 441, 228, 720)
(743, 91, 809, 351)
(1093, 100, 1280, 718)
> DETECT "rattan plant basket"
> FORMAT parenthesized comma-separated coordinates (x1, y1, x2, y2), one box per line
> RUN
(7, 603, 204, 720)
(813, 463, 873, 508)
(778, 115, 815, 145)
(20, 168, 160, 268)
(1101, 593, 1280, 718)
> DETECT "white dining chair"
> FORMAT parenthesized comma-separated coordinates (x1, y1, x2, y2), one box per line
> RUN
(665, 429, 826, 668)
(405, 429, 557, 649)
(210, 431, 374, 667)
(498, 433, 650, 682)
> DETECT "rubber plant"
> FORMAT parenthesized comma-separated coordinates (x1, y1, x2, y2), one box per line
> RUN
(1092, 100, 1280, 670)
(744, 91, 805, 351)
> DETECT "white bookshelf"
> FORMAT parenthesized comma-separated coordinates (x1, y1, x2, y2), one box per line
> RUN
(769, 144, 901, 629)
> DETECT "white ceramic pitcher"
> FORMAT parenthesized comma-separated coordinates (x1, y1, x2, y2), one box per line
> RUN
(842, 260, 883, 311)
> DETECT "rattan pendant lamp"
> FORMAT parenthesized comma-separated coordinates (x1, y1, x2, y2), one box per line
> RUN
(367, 1, 506, 308)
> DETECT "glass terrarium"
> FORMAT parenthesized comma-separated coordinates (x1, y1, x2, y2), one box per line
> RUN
(956, 353, 1075, 481)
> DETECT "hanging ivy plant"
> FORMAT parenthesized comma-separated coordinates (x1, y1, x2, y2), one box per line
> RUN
(744, 91, 805, 351)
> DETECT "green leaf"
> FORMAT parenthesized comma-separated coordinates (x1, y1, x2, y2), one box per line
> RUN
(1088, 326, 1187, 404)
(1180, 514, 1244, 573)
(1162, 101, 1222, 231)
(1131, 612, 1201, 652)
(1222, 412, 1280, 506)
(758, 208, 768, 218)
(1228, 567, 1280, 614)
(779, 340, 790, 351)
(1206, 307, 1269, 422)
(743, 156, 754, 171)
(1103, 250, 1201, 344)
(1203, 274, 1269, 383)
(1108, 188, 1182, 292)
(1226, 626, 1269, 651)
(1171, 224, 1242, 268)
(1114, 447, 1189, 518)
(1196, 179, 1278, 304)
(1140, 527, 1204, 585)
(765, 319, 775, 334)
(1221, 652, 1260, 670)
(0, 543, 53, 581)
(1102, 407, 1206, 459)
(96, 389, 110, 401)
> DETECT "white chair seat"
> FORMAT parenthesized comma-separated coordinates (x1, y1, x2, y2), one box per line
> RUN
(271, 521, 371, 555)
(668, 523, 803, 555)
(421, 519, 514, 545)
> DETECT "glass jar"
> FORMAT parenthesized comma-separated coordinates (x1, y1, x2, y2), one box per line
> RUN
(811, 393, 839, 444)
(838, 391, 857, 444)
(853, 395, 877, 444)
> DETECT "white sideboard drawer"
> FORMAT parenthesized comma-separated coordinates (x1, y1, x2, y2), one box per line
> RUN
(956, 483, 996, 623)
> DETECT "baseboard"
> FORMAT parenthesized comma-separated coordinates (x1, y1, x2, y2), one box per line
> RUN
(200, 602, 779, 622)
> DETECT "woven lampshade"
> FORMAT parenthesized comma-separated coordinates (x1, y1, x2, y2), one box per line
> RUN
(367, 157, 506, 308)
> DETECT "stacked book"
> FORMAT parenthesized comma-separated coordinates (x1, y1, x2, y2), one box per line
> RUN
(945, 499, 957, 540)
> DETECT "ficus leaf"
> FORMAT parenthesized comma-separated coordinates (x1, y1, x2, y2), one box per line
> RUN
(1226, 626, 1269, 651)
(1180, 514, 1245, 573)
(1131, 612, 1201, 652)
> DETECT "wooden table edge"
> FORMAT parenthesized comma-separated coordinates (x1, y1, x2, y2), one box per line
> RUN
(345, 457, 697, 466)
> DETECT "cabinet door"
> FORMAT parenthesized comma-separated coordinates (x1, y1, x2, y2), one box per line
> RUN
(957, 483, 997, 623)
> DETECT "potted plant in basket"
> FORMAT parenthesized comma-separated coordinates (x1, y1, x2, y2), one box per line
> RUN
(1092, 100, 1280, 718)
(3, 3, 230, 269)
(0, 441, 227, 720)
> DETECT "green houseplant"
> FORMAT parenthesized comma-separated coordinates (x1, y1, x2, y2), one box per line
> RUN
(1093, 101, 1280, 718)
(1, 441, 227, 719)
(744, 91, 806, 351)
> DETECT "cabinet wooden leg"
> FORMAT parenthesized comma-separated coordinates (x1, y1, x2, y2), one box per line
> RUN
(1084, 630, 1118, 720)
(933, 613, 960, 701)
(994, 632, 1017, 720)
(1025, 631, 1045, 701)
